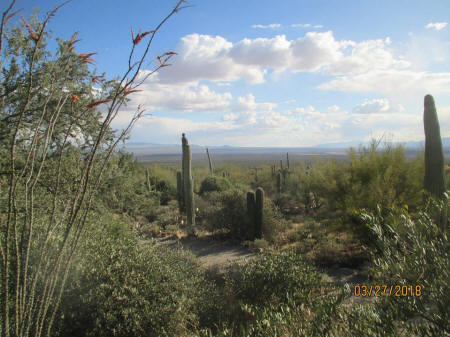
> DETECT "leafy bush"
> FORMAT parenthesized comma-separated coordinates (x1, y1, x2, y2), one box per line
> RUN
(226, 251, 324, 306)
(199, 176, 231, 195)
(359, 202, 449, 336)
(57, 216, 222, 337)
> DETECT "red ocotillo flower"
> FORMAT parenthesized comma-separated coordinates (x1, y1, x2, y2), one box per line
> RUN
(92, 75, 104, 84)
(68, 32, 81, 52)
(164, 51, 178, 56)
(70, 94, 80, 103)
(79, 52, 97, 65)
(21, 16, 39, 42)
(87, 98, 111, 109)
(131, 27, 155, 45)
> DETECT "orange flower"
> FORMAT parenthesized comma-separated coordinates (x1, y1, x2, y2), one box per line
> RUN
(87, 98, 111, 109)
(68, 32, 81, 52)
(92, 75, 104, 84)
(70, 94, 80, 102)
(21, 16, 39, 42)
(79, 52, 97, 65)
(131, 27, 155, 45)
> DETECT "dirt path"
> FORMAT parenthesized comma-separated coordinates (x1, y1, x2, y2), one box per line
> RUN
(155, 236, 256, 268)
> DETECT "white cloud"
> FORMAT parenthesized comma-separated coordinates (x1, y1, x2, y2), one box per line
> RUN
(353, 98, 404, 114)
(291, 23, 311, 28)
(157, 34, 266, 84)
(425, 22, 447, 31)
(131, 73, 232, 112)
(229, 35, 291, 68)
(319, 70, 450, 95)
(313, 25, 324, 29)
(158, 31, 411, 85)
(251, 23, 282, 29)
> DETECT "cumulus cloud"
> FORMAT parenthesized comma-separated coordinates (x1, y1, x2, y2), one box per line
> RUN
(131, 72, 232, 112)
(353, 98, 404, 114)
(425, 22, 447, 31)
(319, 69, 450, 95)
(157, 31, 412, 85)
(251, 23, 282, 29)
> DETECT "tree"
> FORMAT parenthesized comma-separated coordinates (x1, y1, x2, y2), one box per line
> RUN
(0, 1, 186, 336)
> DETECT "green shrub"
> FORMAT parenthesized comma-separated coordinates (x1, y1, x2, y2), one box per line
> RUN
(359, 202, 449, 336)
(199, 176, 231, 195)
(56, 216, 222, 337)
(226, 251, 324, 306)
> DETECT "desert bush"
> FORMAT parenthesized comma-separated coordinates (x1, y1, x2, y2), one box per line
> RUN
(359, 201, 449, 336)
(199, 176, 231, 195)
(56, 216, 222, 337)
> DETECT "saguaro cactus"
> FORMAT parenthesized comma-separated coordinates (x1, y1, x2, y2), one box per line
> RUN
(246, 191, 256, 239)
(176, 171, 184, 213)
(423, 94, 447, 230)
(276, 171, 282, 194)
(255, 187, 264, 239)
(286, 152, 290, 170)
(182, 133, 195, 230)
(145, 168, 152, 193)
(206, 148, 214, 175)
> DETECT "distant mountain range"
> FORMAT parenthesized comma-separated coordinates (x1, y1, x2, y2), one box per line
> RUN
(121, 137, 450, 155)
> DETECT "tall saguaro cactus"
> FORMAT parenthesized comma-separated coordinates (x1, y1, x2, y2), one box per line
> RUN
(286, 152, 290, 170)
(182, 133, 195, 230)
(423, 94, 447, 230)
(255, 187, 264, 239)
(176, 171, 184, 213)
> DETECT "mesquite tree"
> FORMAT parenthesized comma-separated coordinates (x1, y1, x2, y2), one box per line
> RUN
(0, 1, 186, 336)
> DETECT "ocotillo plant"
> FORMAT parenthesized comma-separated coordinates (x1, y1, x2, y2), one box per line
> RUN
(246, 191, 256, 240)
(176, 171, 184, 213)
(255, 187, 264, 239)
(182, 133, 195, 230)
(280, 160, 283, 170)
(206, 148, 214, 175)
(423, 94, 447, 230)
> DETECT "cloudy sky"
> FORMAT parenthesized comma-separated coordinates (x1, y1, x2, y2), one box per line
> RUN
(15, 0, 450, 146)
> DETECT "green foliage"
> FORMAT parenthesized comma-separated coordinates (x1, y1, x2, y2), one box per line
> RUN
(199, 176, 231, 195)
(360, 203, 449, 336)
(57, 216, 221, 337)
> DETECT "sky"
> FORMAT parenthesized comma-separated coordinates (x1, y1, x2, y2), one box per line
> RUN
(10, 0, 450, 147)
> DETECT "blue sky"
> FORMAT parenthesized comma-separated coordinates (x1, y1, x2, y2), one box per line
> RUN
(11, 0, 450, 146)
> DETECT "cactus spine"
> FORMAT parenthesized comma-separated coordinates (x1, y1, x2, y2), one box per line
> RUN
(206, 148, 214, 175)
(182, 133, 195, 230)
(246, 191, 256, 240)
(255, 188, 264, 239)
(176, 171, 184, 213)
(423, 94, 447, 230)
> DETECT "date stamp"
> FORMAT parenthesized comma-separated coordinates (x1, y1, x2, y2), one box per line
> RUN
(353, 284, 422, 297)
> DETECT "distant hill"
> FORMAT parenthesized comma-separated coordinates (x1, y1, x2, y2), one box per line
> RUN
(119, 137, 450, 162)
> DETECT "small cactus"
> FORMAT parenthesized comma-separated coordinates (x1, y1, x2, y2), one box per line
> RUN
(255, 187, 264, 239)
